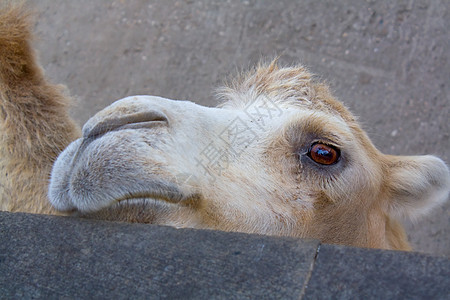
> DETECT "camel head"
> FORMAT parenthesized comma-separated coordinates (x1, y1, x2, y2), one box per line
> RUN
(49, 62, 450, 250)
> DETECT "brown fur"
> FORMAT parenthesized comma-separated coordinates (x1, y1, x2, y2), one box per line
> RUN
(0, 4, 80, 213)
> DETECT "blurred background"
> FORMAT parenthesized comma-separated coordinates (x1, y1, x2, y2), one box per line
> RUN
(32, 0, 449, 256)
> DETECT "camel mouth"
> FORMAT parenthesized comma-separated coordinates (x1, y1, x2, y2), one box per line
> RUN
(72, 196, 185, 224)
(70, 188, 204, 224)
(114, 192, 184, 205)
(112, 189, 201, 210)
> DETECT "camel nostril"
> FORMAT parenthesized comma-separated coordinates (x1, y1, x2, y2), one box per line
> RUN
(83, 111, 169, 139)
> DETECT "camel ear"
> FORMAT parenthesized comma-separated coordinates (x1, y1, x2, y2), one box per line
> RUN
(385, 155, 450, 220)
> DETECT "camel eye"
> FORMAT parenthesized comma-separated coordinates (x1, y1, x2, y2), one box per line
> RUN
(308, 143, 340, 165)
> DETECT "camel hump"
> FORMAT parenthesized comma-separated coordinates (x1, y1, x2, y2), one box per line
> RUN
(0, 2, 80, 162)
(0, 3, 39, 86)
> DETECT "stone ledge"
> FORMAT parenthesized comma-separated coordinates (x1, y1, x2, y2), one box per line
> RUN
(0, 211, 448, 299)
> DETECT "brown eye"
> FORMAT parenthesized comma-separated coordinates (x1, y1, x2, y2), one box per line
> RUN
(308, 143, 340, 165)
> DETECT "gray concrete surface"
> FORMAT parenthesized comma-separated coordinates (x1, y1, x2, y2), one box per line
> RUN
(305, 244, 450, 299)
(30, 1, 449, 256)
(1, 212, 449, 299)
(0, 212, 317, 299)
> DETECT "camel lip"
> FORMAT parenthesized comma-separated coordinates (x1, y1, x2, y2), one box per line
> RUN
(113, 190, 201, 207)
(111, 197, 177, 212)
(114, 192, 184, 205)
(68, 195, 180, 218)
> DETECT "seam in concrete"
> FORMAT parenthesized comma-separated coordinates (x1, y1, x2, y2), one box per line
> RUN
(299, 243, 321, 299)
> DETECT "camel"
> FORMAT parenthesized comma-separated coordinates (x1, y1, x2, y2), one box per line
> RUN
(1, 5, 449, 251)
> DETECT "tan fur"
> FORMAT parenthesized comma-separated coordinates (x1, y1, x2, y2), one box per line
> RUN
(1, 5, 449, 251)
(0, 4, 80, 214)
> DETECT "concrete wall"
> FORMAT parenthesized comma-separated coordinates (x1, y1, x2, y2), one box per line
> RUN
(1, 212, 448, 299)
(31, 0, 449, 256)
